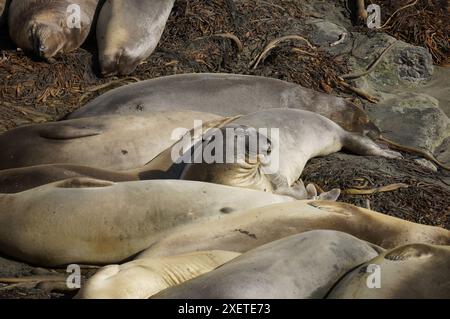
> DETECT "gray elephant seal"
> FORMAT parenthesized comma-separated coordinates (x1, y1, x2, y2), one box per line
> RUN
(153, 230, 380, 299)
(0, 0, 10, 26)
(8, 0, 100, 60)
(67, 73, 380, 137)
(76, 250, 240, 299)
(0, 116, 233, 193)
(97, 0, 175, 76)
(328, 243, 450, 298)
(0, 178, 293, 266)
(180, 109, 400, 197)
(139, 200, 450, 259)
(0, 111, 221, 171)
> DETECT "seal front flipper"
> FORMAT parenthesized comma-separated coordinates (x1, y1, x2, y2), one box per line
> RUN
(384, 244, 433, 261)
(38, 125, 102, 140)
(273, 180, 341, 201)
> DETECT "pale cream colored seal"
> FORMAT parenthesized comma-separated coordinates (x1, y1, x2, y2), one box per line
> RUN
(75, 250, 240, 299)
(0, 178, 293, 266)
(139, 200, 450, 258)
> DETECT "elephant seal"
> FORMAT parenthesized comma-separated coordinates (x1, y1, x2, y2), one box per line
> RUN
(97, 0, 175, 76)
(67, 73, 380, 138)
(0, 178, 293, 266)
(180, 109, 400, 197)
(328, 243, 450, 299)
(0, 116, 236, 193)
(76, 250, 240, 299)
(0, 0, 10, 26)
(139, 200, 450, 259)
(8, 0, 100, 60)
(0, 111, 221, 171)
(153, 231, 380, 299)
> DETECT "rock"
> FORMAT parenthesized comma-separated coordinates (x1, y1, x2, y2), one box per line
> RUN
(306, 18, 351, 55)
(0, 255, 35, 277)
(435, 137, 450, 166)
(299, 0, 352, 29)
(347, 33, 434, 88)
(366, 92, 450, 153)
(395, 46, 434, 83)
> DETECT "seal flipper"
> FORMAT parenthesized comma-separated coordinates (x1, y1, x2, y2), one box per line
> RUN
(342, 133, 402, 159)
(384, 244, 433, 261)
(318, 188, 341, 201)
(274, 180, 340, 201)
(38, 125, 102, 140)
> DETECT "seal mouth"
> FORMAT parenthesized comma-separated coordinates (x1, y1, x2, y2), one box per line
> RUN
(100, 49, 140, 77)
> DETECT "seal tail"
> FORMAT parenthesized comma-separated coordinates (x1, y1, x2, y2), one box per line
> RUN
(378, 136, 450, 171)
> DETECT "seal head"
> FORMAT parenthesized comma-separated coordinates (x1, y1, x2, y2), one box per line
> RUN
(181, 124, 275, 192)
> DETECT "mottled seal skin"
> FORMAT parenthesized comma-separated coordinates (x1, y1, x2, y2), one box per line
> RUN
(0, 178, 293, 266)
(153, 231, 380, 299)
(0, 111, 221, 171)
(328, 244, 450, 299)
(75, 250, 240, 299)
(0, 0, 10, 26)
(8, 0, 100, 59)
(67, 73, 380, 138)
(139, 200, 450, 259)
(97, 0, 175, 76)
(180, 109, 400, 196)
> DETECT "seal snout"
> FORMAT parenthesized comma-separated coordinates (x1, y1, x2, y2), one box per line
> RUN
(30, 23, 65, 60)
(100, 48, 140, 77)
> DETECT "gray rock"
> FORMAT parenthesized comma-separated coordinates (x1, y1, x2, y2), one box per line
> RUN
(347, 33, 434, 88)
(306, 18, 350, 55)
(299, 0, 352, 29)
(366, 92, 450, 153)
(0, 255, 35, 277)
(395, 46, 434, 83)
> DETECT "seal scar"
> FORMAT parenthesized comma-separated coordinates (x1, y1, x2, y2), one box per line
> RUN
(234, 229, 257, 239)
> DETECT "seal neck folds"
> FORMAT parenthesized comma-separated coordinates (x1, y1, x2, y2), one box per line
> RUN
(181, 125, 276, 193)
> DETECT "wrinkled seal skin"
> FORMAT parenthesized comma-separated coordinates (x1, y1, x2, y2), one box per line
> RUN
(0, 0, 10, 26)
(139, 200, 450, 259)
(0, 178, 293, 266)
(97, 0, 175, 76)
(75, 250, 240, 299)
(67, 73, 380, 138)
(153, 231, 380, 299)
(180, 109, 400, 196)
(8, 0, 100, 59)
(0, 111, 221, 171)
(328, 243, 450, 299)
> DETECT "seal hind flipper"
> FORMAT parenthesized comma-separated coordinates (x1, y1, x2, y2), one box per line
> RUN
(343, 133, 402, 159)
(38, 125, 102, 140)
